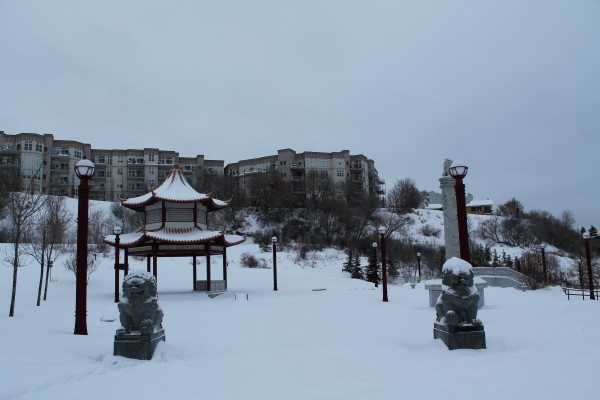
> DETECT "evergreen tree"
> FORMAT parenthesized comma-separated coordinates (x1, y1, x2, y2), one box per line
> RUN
(364, 247, 380, 284)
(351, 251, 364, 280)
(342, 249, 354, 274)
(471, 244, 487, 268)
(484, 245, 492, 266)
(387, 253, 400, 281)
(590, 225, 598, 237)
(491, 249, 500, 267)
(501, 251, 513, 268)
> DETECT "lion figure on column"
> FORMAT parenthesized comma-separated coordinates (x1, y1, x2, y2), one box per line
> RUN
(117, 272, 164, 336)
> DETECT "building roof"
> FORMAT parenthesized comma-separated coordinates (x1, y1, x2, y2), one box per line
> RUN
(467, 199, 494, 207)
(120, 164, 231, 212)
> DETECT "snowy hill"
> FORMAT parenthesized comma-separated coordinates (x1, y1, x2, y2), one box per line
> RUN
(1, 237, 599, 400)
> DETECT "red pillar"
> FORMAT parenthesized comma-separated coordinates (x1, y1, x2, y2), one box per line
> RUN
(206, 244, 211, 291)
(223, 247, 228, 290)
(114, 233, 120, 303)
(193, 255, 197, 291)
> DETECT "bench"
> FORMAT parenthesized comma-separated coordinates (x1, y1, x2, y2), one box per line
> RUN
(563, 286, 600, 300)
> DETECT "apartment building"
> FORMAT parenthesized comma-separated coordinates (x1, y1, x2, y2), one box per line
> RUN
(0, 131, 223, 201)
(225, 148, 385, 206)
(1, 131, 384, 205)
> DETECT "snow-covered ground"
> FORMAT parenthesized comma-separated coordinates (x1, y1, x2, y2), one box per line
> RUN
(1, 240, 598, 400)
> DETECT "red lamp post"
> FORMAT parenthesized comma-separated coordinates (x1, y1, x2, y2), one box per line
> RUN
(583, 232, 595, 300)
(417, 252, 422, 282)
(272, 236, 278, 291)
(540, 244, 548, 287)
(114, 226, 122, 303)
(372, 242, 378, 287)
(448, 160, 470, 263)
(378, 226, 388, 302)
(73, 159, 95, 335)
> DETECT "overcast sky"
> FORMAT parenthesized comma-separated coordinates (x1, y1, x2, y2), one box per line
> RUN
(1, 1, 598, 228)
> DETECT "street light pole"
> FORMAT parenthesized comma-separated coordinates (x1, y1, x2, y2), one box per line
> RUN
(540, 244, 548, 287)
(448, 161, 470, 263)
(73, 159, 95, 335)
(114, 226, 122, 303)
(583, 232, 595, 300)
(378, 226, 388, 302)
(272, 236, 278, 291)
(417, 252, 422, 282)
(372, 242, 378, 287)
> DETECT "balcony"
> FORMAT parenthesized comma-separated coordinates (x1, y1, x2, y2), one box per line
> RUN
(51, 149, 70, 157)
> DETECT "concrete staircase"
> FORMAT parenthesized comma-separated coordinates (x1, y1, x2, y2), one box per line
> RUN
(473, 267, 529, 290)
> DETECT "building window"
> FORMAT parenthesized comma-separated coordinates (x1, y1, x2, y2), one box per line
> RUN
(148, 179, 155, 187)
(117, 168, 123, 176)
(158, 157, 173, 165)
(148, 154, 155, 162)
(24, 140, 33, 151)
(106, 170, 112, 178)
(35, 142, 43, 152)
(337, 170, 345, 177)
(74, 150, 82, 159)
(148, 167, 155, 174)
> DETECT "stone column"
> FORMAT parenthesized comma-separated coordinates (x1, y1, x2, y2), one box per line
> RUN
(440, 160, 460, 260)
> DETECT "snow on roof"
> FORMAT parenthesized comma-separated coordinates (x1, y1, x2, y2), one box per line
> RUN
(442, 257, 474, 275)
(120, 165, 230, 210)
(145, 228, 222, 243)
(151, 168, 210, 203)
(103, 227, 247, 247)
(467, 199, 493, 207)
(103, 231, 145, 246)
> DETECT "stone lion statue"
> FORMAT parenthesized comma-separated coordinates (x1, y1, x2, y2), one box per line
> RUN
(435, 257, 481, 328)
(117, 272, 164, 335)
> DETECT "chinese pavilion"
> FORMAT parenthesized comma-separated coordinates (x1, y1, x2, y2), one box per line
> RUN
(103, 164, 245, 293)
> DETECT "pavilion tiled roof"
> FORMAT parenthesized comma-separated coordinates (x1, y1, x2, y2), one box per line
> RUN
(103, 227, 246, 248)
(120, 165, 231, 211)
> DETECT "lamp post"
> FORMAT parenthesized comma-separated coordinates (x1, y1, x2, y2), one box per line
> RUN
(372, 242, 378, 287)
(272, 236, 278, 291)
(73, 159, 95, 335)
(114, 226, 122, 303)
(378, 226, 388, 302)
(540, 244, 548, 287)
(417, 252, 422, 282)
(448, 160, 470, 263)
(578, 260, 585, 300)
(583, 232, 595, 300)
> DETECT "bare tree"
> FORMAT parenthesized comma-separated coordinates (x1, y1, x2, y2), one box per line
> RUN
(88, 206, 108, 253)
(27, 195, 72, 305)
(64, 247, 99, 283)
(2, 192, 47, 316)
(387, 178, 424, 213)
(110, 201, 143, 233)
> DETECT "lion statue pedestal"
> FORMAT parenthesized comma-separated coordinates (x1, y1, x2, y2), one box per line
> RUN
(433, 257, 486, 350)
(114, 272, 166, 360)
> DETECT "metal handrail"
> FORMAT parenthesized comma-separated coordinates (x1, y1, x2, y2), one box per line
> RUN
(473, 267, 529, 285)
